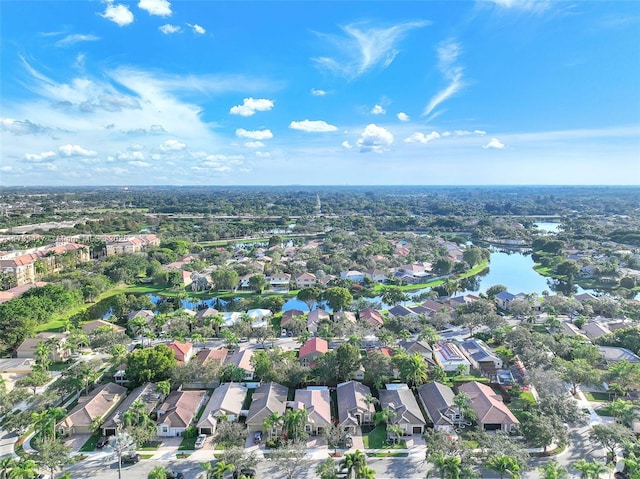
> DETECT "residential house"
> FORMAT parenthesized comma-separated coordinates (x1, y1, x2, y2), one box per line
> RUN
(457, 339, 503, 380)
(559, 321, 588, 339)
(280, 309, 306, 331)
(197, 383, 248, 435)
(363, 270, 388, 284)
(359, 308, 384, 329)
(156, 390, 207, 437)
(457, 381, 519, 432)
(417, 382, 460, 433)
(597, 346, 640, 365)
(581, 321, 612, 340)
(494, 291, 516, 310)
(127, 309, 155, 325)
(101, 383, 161, 436)
(398, 340, 433, 359)
(307, 309, 330, 334)
(57, 383, 127, 436)
(387, 305, 418, 318)
(299, 338, 328, 367)
(421, 300, 452, 316)
(167, 341, 195, 364)
(16, 332, 70, 362)
(334, 311, 356, 324)
(0, 281, 47, 304)
(336, 381, 374, 433)
(196, 348, 228, 365)
(292, 388, 332, 436)
(433, 341, 471, 374)
(379, 385, 426, 435)
(340, 271, 365, 284)
(80, 320, 126, 335)
(268, 273, 291, 291)
(105, 234, 160, 256)
(245, 382, 289, 434)
(195, 308, 220, 324)
(224, 349, 255, 380)
(295, 272, 317, 289)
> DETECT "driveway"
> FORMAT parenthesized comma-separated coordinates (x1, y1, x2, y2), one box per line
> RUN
(64, 433, 91, 453)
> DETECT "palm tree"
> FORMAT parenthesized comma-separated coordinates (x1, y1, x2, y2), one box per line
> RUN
(453, 393, 476, 423)
(539, 461, 569, 479)
(485, 455, 521, 479)
(263, 412, 282, 439)
(7, 458, 37, 479)
(148, 465, 168, 479)
(586, 461, 609, 479)
(573, 459, 592, 479)
(443, 456, 462, 479)
(387, 424, 404, 446)
(429, 452, 448, 479)
(0, 457, 15, 479)
(340, 450, 367, 479)
(373, 407, 395, 427)
(609, 398, 636, 425)
(283, 408, 307, 441)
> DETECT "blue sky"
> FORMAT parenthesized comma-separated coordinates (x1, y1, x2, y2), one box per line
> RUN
(1, 0, 639, 186)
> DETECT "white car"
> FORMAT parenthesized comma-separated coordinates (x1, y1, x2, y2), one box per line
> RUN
(194, 434, 206, 449)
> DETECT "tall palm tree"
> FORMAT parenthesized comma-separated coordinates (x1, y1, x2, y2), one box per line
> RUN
(539, 461, 569, 479)
(609, 399, 636, 425)
(373, 407, 395, 427)
(587, 461, 609, 479)
(485, 455, 521, 479)
(263, 412, 282, 439)
(429, 452, 448, 479)
(0, 457, 16, 479)
(573, 459, 591, 479)
(211, 460, 234, 479)
(7, 458, 37, 479)
(443, 456, 462, 479)
(387, 424, 404, 446)
(340, 450, 367, 479)
(283, 408, 307, 441)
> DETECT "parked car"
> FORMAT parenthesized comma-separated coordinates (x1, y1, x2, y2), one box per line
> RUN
(239, 337, 248, 343)
(96, 436, 109, 449)
(167, 471, 184, 479)
(120, 453, 140, 464)
(194, 434, 206, 449)
(233, 468, 256, 479)
(253, 431, 262, 444)
(36, 475, 51, 479)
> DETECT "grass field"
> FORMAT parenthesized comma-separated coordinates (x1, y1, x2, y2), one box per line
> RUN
(362, 425, 406, 449)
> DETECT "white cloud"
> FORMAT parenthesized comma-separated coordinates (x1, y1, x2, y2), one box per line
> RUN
(129, 160, 151, 167)
(55, 34, 101, 47)
(404, 131, 441, 144)
(289, 120, 338, 133)
(371, 105, 386, 115)
(311, 88, 327, 96)
(138, 0, 172, 17)
(442, 131, 452, 137)
(229, 97, 274, 116)
(160, 139, 186, 151)
(313, 20, 428, 79)
(159, 24, 181, 34)
(357, 124, 394, 153)
(244, 141, 265, 148)
(101, 2, 134, 27)
(474, 130, 487, 135)
(396, 112, 410, 122)
(342, 140, 353, 149)
(24, 151, 56, 162)
(423, 38, 465, 116)
(187, 23, 206, 35)
(117, 151, 145, 160)
(455, 130, 473, 136)
(235, 128, 273, 140)
(0, 118, 50, 135)
(59, 144, 98, 157)
(483, 137, 505, 149)
(255, 151, 271, 158)
(482, 0, 550, 12)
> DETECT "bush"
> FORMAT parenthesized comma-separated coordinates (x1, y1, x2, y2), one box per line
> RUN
(266, 436, 282, 449)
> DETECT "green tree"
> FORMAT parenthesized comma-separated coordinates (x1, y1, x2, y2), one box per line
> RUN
(463, 247, 483, 268)
(589, 423, 633, 459)
(7, 458, 37, 479)
(248, 274, 268, 293)
(125, 344, 177, 386)
(339, 450, 367, 479)
(148, 466, 168, 479)
(380, 286, 408, 307)
(553, 358, 601, 395)
(485, 455, 521, 479)
(297, 287, 322, 311)
(539, 461, 569, 479)
(322, 287, 353, 312)
(317, 457, 340, 479)
(34, 438, 73, 479)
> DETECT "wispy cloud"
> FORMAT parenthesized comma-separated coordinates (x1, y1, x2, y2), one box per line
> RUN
(289, 120, 338, 133)
(396, 112, 410, 122)
(357, 123, 394, 153)
(483, 137, 505, 149)
(236, 128, 273, 140)
(186, 23, 206, 35)
(24, 151, 56, 162)
(371, 105, 386, 115)
(160, 139, 186, 151)
(100, 1, 134, 27)
(138, 0, 172, 17)
(404, 131, 440, 144)
(59, 144, 98, 157)
(55, 34, 101, 47)
(229, 98, 274, 116)
(313, 20, 428, 79)
(423, 38, 465, 116)
(311, 88, 327, 96)
(159, 24, 181, 34)
(480, 0, 551, 12)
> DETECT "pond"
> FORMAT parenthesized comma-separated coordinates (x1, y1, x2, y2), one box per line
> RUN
(534, 222, 561, 233)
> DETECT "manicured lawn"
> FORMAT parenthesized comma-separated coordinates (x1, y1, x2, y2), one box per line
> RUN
(79, 433, 101, 452)
(584, 391, 610, 402)
(139, 454, 154, 459)
(139, 441, 162, 451)
(595, 404, 614, 417)
(367, 452, 408, 457)
(178, 436, 197, 450)
(362, 425, 406, 449)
